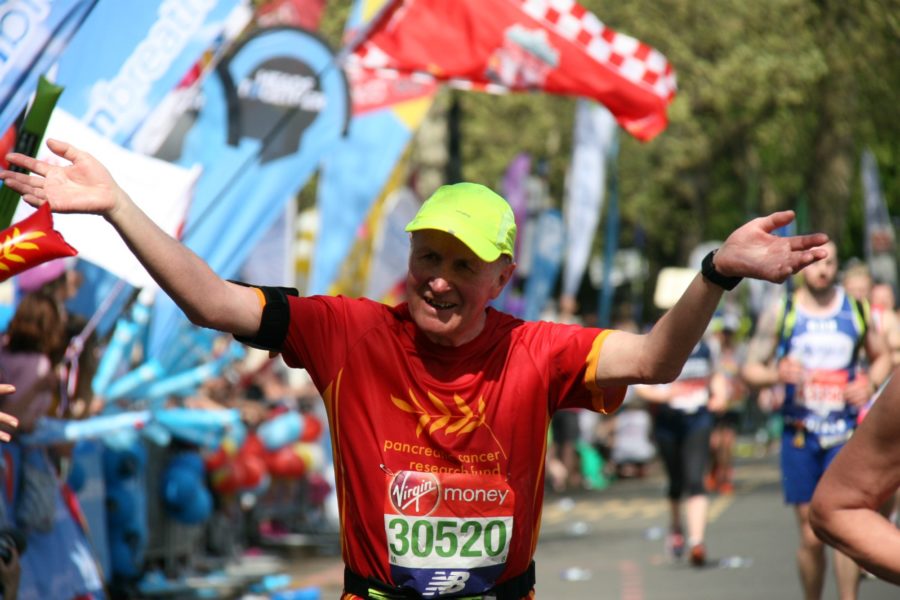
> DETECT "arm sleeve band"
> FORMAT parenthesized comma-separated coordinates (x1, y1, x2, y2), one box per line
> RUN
(228, 280, 299, 352)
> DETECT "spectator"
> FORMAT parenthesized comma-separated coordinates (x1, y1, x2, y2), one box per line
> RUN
(0, 293, 103, 599)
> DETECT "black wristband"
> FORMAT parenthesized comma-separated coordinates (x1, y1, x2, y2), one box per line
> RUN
(701, 250, 742, 291)
(228, 280, 299, 351)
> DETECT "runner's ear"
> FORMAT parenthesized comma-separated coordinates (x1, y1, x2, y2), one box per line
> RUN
(489, 258, 515, 299)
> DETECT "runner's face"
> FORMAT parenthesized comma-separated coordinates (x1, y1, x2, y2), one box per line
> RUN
(802, 242, 838, 293)
(844, 273, 872, 302)
(407, 230, 514, 347)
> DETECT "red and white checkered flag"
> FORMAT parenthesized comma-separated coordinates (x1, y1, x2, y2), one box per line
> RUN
(347, 0, 677, 141)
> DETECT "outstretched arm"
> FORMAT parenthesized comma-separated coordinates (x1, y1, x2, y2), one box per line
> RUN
(810, 369, 900, 584)
(0, 140, 262, 336)
(596, 211, 828, 386)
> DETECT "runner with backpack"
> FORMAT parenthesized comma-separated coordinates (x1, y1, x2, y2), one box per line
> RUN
(742, 241, 891, 600)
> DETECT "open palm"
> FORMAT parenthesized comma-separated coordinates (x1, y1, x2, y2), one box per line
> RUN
(715, 211, 829, 283)
(0, 139, 123, 215)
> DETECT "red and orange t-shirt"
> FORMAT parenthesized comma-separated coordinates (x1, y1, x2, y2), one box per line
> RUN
(280, 296, 624, 597)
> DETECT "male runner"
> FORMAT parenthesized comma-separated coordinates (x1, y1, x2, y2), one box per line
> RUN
(742, 241, 890, 600)
(1, 140, 828, 599)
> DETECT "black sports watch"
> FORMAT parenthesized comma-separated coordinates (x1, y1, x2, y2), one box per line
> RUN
(701, 250, 742, 291)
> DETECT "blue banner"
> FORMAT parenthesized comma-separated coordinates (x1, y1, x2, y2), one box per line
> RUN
(311, 109, 420, 294)
(53, 0, 242, 145)
(308, 0, 436, 295)
(69, 440, 111, 578)
(0, 0, 96, 136)
(523, 209, 564, 321)
(146, 26, 350, 367)
(51, 0, 243, 341)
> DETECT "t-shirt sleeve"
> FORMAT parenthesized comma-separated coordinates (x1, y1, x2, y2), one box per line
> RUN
(279, 295, 385, 389)
(543, 323, 627, 415)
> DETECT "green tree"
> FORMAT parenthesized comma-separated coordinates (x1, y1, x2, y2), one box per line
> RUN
(316, 0, 899, 297)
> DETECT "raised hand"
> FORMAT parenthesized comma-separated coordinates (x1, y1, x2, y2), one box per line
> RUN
(714, 211, 829, 283)
(0, 139, 127, 217)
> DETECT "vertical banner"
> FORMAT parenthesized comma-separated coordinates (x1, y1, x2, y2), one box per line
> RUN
(503, 153, 532, 255)
(523, 208, 564, 321)
(0, 0, 97, 136)
(561, 100, 616, 300)
(597, 132, 619, 327)
(146, 25, 350, 366)
(239, 197, 297, 287)
(861, 149, 897, 289)
(52, 0, 244, 145)
(494, 152, 531, 315)
(364, 185, 421, 301)
(308, 0, 438, 295)
(329, 155, 409, 297)
(44, 0, 246, 334)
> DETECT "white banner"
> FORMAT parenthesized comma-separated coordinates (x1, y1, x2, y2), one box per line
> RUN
(561, 101, 616, 298)
(14, 110, 199, 288)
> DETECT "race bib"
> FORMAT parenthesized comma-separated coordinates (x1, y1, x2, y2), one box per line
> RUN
(384, 470, 514, 597)
(798, 369, 848, 415)
(793, 413, 852, 446)
(669, 379, 709, 413)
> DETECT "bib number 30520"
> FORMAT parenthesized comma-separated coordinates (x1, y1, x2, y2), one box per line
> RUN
(387, 516, 511, 566)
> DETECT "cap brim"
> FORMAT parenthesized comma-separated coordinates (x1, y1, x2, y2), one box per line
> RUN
(405, 216, 501, 262)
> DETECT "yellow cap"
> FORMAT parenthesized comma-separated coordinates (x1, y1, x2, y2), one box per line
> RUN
(405, 183, 516, 262)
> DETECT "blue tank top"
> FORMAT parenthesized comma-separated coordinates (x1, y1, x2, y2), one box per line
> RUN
(781, 287, 864, 436)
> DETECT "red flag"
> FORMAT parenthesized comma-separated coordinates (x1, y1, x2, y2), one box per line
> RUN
(348, 0, 676, 140)
(255, 0, 327, 30)
(0, 126, 14, 170)
(346, 66, 439, 115)
(1, 203, 77, 283)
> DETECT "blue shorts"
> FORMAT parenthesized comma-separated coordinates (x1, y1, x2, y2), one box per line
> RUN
(780, 427, 845, 504)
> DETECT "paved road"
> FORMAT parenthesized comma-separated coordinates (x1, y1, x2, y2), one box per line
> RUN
(287, 452, 898, 599)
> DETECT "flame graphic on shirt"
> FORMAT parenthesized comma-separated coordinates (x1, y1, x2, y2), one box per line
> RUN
(390, 390, 508, 459)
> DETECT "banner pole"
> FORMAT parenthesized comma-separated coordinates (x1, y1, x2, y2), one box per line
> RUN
(598, 128, 620, 328)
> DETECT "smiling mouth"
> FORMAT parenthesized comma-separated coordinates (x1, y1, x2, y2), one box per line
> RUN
(425, 297, 456, 310)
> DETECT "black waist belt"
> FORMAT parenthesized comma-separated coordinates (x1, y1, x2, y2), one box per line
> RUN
(343, 562, 536, 600)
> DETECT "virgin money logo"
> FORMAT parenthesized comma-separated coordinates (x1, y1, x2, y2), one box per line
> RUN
(389, 471, 440, 517)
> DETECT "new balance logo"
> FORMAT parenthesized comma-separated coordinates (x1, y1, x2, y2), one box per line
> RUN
(423, 570, 470, 596)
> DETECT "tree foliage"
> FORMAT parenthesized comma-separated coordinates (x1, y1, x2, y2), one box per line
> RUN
(318, 0, 899, 268)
